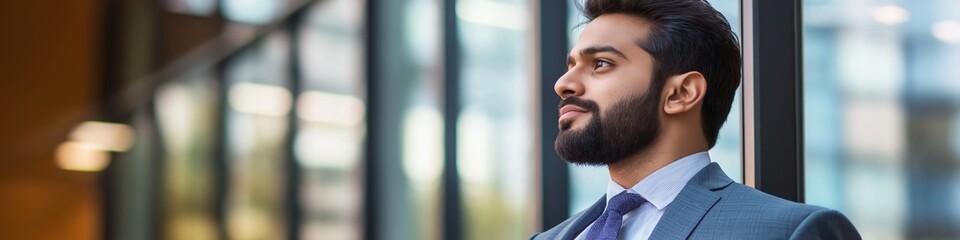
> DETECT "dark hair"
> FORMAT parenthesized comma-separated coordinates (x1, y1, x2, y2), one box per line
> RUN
(580, 0, 741, 148)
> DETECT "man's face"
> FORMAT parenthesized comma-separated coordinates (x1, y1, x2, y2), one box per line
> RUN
(554, 14, 662, 165)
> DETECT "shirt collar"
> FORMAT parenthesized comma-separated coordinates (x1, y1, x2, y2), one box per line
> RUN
(605, 151, 712, 210)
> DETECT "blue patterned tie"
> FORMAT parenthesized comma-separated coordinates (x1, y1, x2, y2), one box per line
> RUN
(583, 191, 646, 239)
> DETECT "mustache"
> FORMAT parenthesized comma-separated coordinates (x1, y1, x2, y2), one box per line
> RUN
(558, 97, 600, 113)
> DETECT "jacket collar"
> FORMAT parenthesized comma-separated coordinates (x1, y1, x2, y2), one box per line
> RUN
(649, 162, 733, 239)
(556, 162, 733, 240)
(557, 196, 606, 240)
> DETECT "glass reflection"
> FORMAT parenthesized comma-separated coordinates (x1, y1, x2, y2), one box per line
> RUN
(223, 32, 291, 240)
(804, 0, 960, 239)
(223, 0, 287, 24)
(156, 75, 219, 240)
(456, 0, 535, 239)
(396, 0, 445, 239)
(109, 108, 162, 240)
(297, 0, 366, 239)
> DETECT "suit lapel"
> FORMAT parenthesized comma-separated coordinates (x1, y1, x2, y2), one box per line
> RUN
(557, 195, 606, 240)
(649, 163, 733, 240)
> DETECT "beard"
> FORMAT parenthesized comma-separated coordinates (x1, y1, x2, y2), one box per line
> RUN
(554, 90, 661, 166)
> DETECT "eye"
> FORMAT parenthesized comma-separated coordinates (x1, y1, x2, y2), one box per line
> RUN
(594, 59, 613, 70)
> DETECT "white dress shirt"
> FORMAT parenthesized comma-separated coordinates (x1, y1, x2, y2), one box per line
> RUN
(575, 152, 712, 240)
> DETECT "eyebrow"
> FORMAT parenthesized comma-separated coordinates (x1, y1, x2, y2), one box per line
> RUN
(567, 45, 630, 66)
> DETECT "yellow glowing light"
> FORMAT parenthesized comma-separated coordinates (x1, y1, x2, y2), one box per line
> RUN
(56, 141, 111, 172)
(228, 82, 293, 117)
(296, 91, 365, 126)
(69, 121, 136, 152)
(872, 5, 909, 25)
(294, 126, 362, 170)
(456, 107, 494, 184)
(402, 106, 444, 185)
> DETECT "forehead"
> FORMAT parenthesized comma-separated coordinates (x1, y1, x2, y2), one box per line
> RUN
(572, 13, 653, 57)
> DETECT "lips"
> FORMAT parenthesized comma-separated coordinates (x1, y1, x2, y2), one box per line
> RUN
(559, 105, 589, 122)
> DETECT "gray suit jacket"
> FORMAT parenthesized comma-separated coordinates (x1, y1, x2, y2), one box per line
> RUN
(531, 163, 861, 239)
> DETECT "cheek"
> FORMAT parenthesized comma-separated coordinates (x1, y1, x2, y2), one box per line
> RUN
(593, 85, 639, 109)
(622, 68, 654, 93)
(593, 94, 628, 118)
(607, 69, 652, 93)
(584, 67, 653, 107)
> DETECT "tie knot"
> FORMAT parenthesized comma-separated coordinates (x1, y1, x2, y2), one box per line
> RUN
(607, 191, 645, 214)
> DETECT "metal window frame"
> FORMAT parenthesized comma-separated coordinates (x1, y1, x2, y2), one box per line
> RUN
(741, 0, 805, 203)
(284, 9, 306, 240)
(441, 0, 464, 239)
(362, 0, 380, 239)
(537, 0, 571, 231)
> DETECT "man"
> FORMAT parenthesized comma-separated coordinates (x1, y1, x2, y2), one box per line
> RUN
(531, 0, 860, 239)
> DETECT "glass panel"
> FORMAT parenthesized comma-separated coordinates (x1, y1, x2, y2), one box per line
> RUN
(565, 0, 743, 214)
(804, 1, 960, 239)
(365, 0, 446, 239)
(296, 0, 366, 239)
(354, 0, 445, 238)
(456, 0, 536, 239)
(109, 109, 161, 240)
(399, 0, 445, 239)
(223, 32, 291, 240)
(156, 74, 219, 240)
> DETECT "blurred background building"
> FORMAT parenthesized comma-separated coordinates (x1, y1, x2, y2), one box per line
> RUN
(0, 0, 957, 239)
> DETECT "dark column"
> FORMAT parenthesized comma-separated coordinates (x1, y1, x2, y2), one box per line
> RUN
(442, 0, 463, 239)
(538, 0, 571, 230)
(747, 0, 805, 202)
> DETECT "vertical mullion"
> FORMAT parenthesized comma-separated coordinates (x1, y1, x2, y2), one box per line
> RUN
(746, 0, 804, 203)
(537, 0, 569, 230)
(740, 0, 755, 189)
(362, 0, 379, 239)
(212, 62, 229, 240)
(99, 0, 122, 239)
(793, 0, 805, 204)
(442, 0, 462, 239)
(284, 10, 305, 240)
(146, 100, 166, 240)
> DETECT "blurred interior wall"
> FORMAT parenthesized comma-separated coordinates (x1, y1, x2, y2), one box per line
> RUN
(0, 0, 103, 239)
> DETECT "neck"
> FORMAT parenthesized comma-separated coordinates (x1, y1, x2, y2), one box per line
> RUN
(607, 135, 707, 189)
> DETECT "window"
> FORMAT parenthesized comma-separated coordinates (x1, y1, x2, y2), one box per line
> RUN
(804, 1, 960, 239)
(156, 73, 219, 240)
(296, 0, 367, 239)
(368, 0, 445, 239)
(456, 0, 537, 239)
(223, 32, 291, 240)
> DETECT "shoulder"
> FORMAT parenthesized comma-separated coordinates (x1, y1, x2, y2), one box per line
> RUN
(698, 183, 860, 238)
(718, 182, 818, 215)
(529, 217, 569, 240)
(789, 208, 862, 239)
(529, 208, 583, 240)
(530, 197, 603, 240)
(716, 183, 830, 222)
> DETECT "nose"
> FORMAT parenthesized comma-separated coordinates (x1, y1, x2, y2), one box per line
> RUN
(554, 69, 584, 99)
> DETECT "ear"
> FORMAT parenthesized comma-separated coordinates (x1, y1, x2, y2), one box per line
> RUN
(662, 71, 707, 115)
